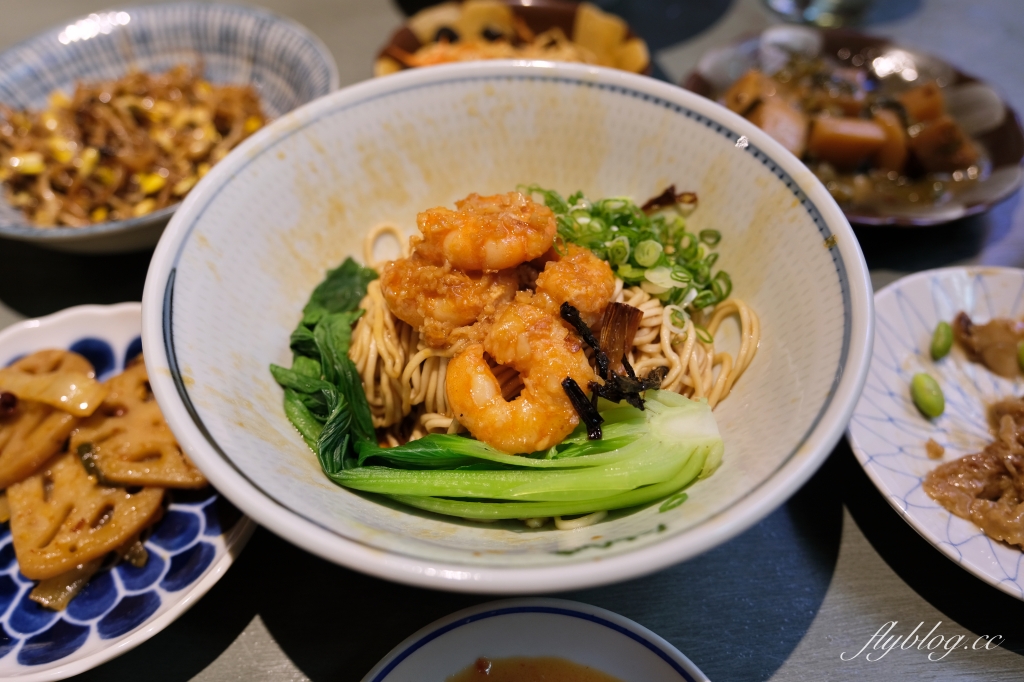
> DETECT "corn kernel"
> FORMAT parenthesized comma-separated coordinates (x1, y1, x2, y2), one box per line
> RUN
(147, 100, 175, 122)
(244, 115, 262, 134)
(78, 147, 99, 178)
(172, 175, 197, 196)
(49, 91, 72, 109)
(149, 127, 175, 153)
(48, 137, 75, 164)
(41, 112, 59, 132)
(136, 173, 167, 195)
(197, 162, 211, 178)
(90, 206, 109, 222)
(11, 192, 33, 207)
(94, 166, 115, 186)
(132, 198, 156, 217)
(195, 80, 212, 97)
(9, 152, 45, 175)
(170, 107, 211, 130)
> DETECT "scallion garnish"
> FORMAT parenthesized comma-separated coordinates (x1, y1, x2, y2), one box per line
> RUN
(523, 185, 732, 311)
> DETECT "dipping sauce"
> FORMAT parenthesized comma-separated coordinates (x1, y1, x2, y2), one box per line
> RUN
(448, 657, 625, 682)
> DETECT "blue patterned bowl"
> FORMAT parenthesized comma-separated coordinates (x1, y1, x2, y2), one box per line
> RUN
(0, 303, 254, 680)
(848, 267, 1024, 600)
(0, 3, 338, 254)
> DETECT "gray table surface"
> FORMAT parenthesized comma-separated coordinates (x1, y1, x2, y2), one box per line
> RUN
(3, 0, 1024, 680)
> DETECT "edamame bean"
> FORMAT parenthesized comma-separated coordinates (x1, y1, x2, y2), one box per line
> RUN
(931, 321, 953, 360)
(911, 373, 944, 418)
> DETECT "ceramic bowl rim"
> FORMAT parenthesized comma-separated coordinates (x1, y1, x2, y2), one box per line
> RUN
(360, 597, 709, 682)
(141, 59, 875, 593)
(0, 1, 340, 246)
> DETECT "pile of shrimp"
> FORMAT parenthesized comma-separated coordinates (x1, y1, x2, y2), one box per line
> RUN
(351, 191, 616, 454)
(352, 190, 761, 455)
(0, 64, 265, 227)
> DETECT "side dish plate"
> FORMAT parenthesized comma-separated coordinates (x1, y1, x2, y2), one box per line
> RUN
(848, 267, 1024, 600)
(0, 303, 253, 681)
(0, 3, 338, 254)
(684, 27, 1024, 227)
(362, 598, 708, 681)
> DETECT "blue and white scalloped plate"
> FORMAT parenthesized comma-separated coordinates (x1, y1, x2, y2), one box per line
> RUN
(0, 303, 254, 680)
(848, 267, 1024, 600)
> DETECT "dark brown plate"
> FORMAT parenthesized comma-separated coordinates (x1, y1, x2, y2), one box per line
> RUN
(377, 0, 650, 77)
(683, 28, 1023, 227)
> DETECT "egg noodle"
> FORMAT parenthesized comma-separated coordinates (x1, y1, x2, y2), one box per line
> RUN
(352, 223, 760, 446)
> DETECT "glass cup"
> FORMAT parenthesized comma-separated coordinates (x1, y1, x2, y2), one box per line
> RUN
(763, 0, 876, 27)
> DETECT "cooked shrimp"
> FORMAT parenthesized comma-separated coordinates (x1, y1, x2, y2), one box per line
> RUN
(415, 191, 557, 271)
(534, 244, 616, 326)
(446, 300, 596, 453)
(380, 254, 517, 347)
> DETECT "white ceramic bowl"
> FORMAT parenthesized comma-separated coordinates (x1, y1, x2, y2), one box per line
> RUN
(141, 60, 873, 593)
(362, 599, 708, 681)
(0, 3, 338, 254)
(848, 267, 1024, 600)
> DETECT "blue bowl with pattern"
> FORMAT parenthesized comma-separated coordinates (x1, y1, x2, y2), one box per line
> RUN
(0, 3, 339, 255)
(0, 302, 254, 680)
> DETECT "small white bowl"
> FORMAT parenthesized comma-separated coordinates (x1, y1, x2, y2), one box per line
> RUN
(142, 60, 874, 593)
(362, 598, 708, 681)
(848, 267, 1024, 600)
(0, 303, 253, 680)
(0, 3, 339, 254)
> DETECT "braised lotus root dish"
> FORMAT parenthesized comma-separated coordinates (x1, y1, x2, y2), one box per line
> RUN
(271, 187, 760, 529)
(0, 64, 265, 228)
(918, 311, 1024, 550)
(0, 350, 206, 610)
(375, 1, 649, 77)
(721, 55, 982, 212)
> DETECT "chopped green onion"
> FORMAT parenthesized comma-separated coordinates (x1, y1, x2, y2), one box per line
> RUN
(523, 185, 733, 314)
(644, 266, 675, 289)
(699, 229, 721, 245)
(634, 240, 664, 267)
(694, 325, 714, 344)
(605, 236, 631, 265)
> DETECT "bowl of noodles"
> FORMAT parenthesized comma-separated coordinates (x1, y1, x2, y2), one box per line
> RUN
(0, 3, 338, 254)
(141, 60, 874, 592)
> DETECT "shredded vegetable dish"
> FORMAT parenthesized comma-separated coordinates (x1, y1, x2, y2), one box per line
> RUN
(0, 64, 265, 227)
(271, 187, 760, 529)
